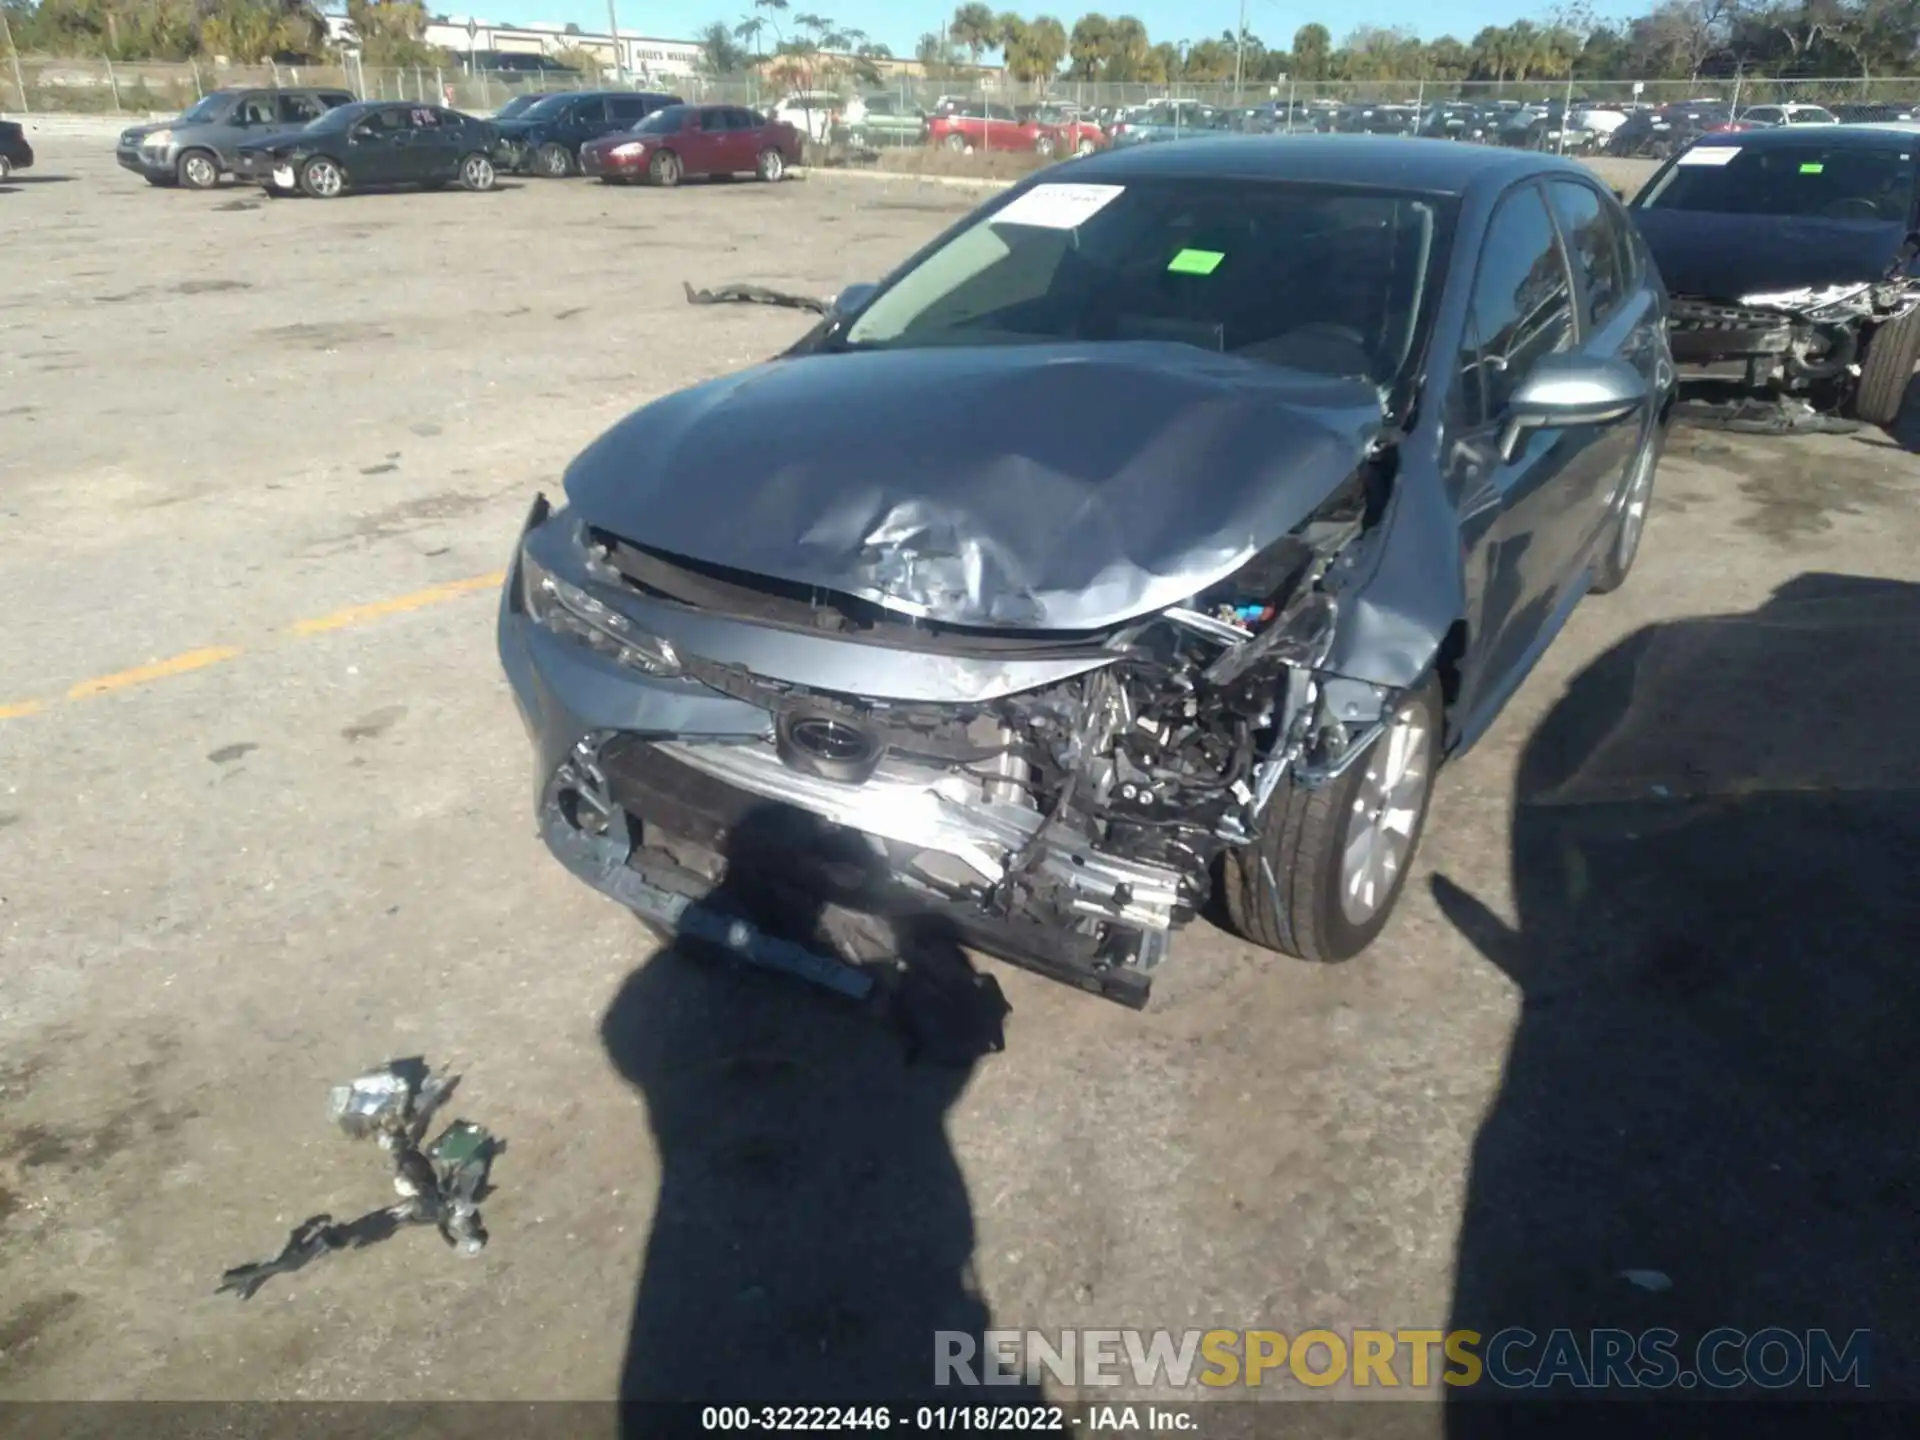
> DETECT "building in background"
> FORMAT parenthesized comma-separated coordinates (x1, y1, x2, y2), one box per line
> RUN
(423, 16, 702, 82)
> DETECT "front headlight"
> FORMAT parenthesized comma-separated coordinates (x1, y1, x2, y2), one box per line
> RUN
(143, 129, 173, 148)
(610, 141, 646, 158)
(520, 546, 682, 676)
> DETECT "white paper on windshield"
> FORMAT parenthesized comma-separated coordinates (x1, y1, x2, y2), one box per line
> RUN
(1675, 145, 1740, 166)
(990, 183, 1125, 230)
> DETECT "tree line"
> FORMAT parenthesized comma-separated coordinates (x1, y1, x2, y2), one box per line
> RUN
(699, 0, 1920, 86)
(4, 0, 1916, 84)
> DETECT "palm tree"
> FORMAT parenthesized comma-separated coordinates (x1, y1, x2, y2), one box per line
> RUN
(949, 2, 997, 63)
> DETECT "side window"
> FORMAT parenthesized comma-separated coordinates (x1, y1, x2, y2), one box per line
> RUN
(700, 108, 729, 132)
(608, 95, 648, 123)
(319, 92, 355, 110)
(571, 97, 608, 124)
(1458, 184, 1576, 423)
(1546, 180, 1628, 329)
(235, 96, 274, 126)
(747, 110, 770, 127)
(726, 108, 758, 130)
(407, 107, 441, 129)
(278, 94, 325, 124)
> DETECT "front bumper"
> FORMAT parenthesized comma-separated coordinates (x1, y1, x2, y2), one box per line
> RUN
(497, 529, 1172, 1008)
(1666, 295, 1860, 390)
(116, 145, 176, 180)
(579, 147, 648, 177)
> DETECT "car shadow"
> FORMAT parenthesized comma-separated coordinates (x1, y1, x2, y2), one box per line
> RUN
(1435, 572, 1920, 1424)
(600, 802, 1033, 1424)
(1881, 371, 1920, 453)
(3, 174, 75, 185)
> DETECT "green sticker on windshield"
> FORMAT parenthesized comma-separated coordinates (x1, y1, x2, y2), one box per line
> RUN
(1167, 248, 1226, 275)
(1799, 161, 1825, 174)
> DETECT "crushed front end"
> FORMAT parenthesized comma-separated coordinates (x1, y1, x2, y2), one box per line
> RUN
(498, 470, 1392, 1008)
(1668, 280, 1920, 427)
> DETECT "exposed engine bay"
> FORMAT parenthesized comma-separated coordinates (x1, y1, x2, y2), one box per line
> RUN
(1668, 277, 1920, 429)
(527, 461, 1395, 1007)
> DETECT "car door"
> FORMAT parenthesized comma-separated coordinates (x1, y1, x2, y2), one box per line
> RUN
(344, 106, 410, 185)
(399, 106, 456, 182)
(215, 91, 277, 164)
(1442, 181, 1589, 736)
(1543, 177, 1663, 565)
(681, 107, 729, 175)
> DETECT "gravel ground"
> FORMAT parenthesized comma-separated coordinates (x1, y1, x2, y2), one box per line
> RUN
(1, 137, 1916, 1411)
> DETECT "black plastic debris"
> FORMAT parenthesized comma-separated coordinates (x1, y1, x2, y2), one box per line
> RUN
(682, 280, 830, 315)
(1675, 392, 1863, 436)
(216, 1058, 499, 1300)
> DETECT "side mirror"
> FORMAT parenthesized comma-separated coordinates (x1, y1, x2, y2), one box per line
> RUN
(830, 281, 878, 318)
(1498, 353, 1648, 463)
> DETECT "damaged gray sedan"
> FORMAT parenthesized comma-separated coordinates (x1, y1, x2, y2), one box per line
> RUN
(498, 137, 1675, 1006)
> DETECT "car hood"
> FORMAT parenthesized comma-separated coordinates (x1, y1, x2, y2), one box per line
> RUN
(491, 118, 545, 139)
(1630, 209, 1910, 297)
(561, 342, 1385, 631)
(119, 121, 173, 144)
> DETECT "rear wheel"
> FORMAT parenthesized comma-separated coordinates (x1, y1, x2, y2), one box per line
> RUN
(1034, 133, 1056, 157)
(458, 152, 497, 191)
(0, 155, 11, 180)
(649, 149, 681, 187)
(1589, 424, 1661, 594)
(1074, 136, 1097, 156)
(299, 155, 344, 198)
(1222, 676, 1442, 963)
(944, 132, 968, 152)
(535, 141, 572, 178)
(1854, 303, 1920, 426)
(756, 147, 785, 182)
(177, 148, 219, 190)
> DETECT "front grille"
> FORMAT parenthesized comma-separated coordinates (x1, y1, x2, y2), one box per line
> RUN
(1670, 296, 1801, 332)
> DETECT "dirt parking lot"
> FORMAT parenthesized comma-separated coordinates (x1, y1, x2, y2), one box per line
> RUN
(3, 138, 1919, 1409)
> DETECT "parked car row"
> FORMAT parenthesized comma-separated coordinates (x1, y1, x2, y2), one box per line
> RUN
(109, 86, 806, 197)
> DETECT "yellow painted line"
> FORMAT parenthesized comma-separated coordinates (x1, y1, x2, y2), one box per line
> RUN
(67, 646, 243, 699)
(289, 572, 505, 637)
(2, 571, 505, 721)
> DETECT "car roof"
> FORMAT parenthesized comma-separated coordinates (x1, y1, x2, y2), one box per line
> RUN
(1064, 134, 1602, 197)
(1690, 124, 1920, 151)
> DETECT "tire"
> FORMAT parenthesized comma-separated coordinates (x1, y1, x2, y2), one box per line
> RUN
(649, 149, 681, 187)
(1075, 137, 1097, 156)
(177, 148, 219, 190)
(1222, 676, 1442, 963)
(535, 141, 572, 178)
(0, 155, 11, 180)
(1034, 133, 1056, 158)
(458, 152, 496, 192)
(944, 132, 967, 152)
(299, 155, 344, 199)
(1854, 303, 1920, 426)
(755, 147, 785, 182)
(1589, 423, 1661, 594)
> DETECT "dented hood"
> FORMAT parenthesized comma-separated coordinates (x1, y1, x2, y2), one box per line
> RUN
(562, 342, 1384, 630)
(1630, 209, 1910, 299)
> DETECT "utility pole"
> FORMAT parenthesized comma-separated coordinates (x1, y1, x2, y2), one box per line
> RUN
(606, 0, 625, 83)
(0, 5, 28, 115)
(1232, 0, 1246, 102)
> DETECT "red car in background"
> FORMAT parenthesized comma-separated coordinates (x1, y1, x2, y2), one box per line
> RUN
(1030, 104, 1107, 157)
(925, 100, 1047, 153)
(579, 102, 803, 185)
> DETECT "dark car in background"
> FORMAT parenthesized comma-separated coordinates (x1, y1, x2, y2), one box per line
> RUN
(0, 120, 32, 179)
(1627, 125, 1920, 425)
(492, 89, 682, 177)
(579, 103, 803, 185)
(115, 86, 356, 189)
(466, 51, 583, 79)
(499, 136, 1673, 1009)
(1608, 103, 1748, 157)
(1419, 102, 1493, 142)
(233, 101, 501, 198)
(1332, 102, 1417, 136)
(1833, 101, 1920, 125)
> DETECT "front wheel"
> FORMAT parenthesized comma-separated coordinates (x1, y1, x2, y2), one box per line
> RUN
(943, 132, 968, 152)
(535, 142, 572, 178)
(1589, 424, 1661, 594)
(299, 155, 344, 198)
(177, 148, 219, 190)
(648, 149, 681, 187)
(1222, 676, 1442, 963)
(756, 147, 786, 182)
(1074, 137, 1097, 156)
(458, 152, 496, 191)
(1034, 133, 1056, 157)
(1854, 303, 1920, 426)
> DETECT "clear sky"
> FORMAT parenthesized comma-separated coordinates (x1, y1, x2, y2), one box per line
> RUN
(518, 0, 1619, 54)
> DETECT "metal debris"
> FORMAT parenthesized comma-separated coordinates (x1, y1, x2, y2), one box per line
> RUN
(682, 280, 831, 315)
(1674, 392, 1863, 436)
(217, 1059, 499, 1300)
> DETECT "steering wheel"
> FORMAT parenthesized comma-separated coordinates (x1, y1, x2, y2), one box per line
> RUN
(1821, 196, 1884, 221)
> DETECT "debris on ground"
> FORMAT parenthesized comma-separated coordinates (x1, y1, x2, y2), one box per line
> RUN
(216, 1058, 499, 1300)
(682, 281, 830, 315)
(1674, 392, 1863, 436)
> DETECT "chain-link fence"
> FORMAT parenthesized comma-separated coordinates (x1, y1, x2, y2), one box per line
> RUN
(7, 55, 1920, 121)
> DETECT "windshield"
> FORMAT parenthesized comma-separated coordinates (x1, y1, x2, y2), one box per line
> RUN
(839, 178, 1453, 390)
(179, 93, 228, 124)
(632, 105, 688, 135)
(1638, 141, 1917, 221)
(495, 94, 544, 119)
(520, 93, 575, 120)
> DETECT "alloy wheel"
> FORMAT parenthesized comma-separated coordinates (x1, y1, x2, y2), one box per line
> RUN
(1614, 438, 1657, 572)
(303, 157, 343, 198)
(181, 152, 217, 189)
(462, 154, 496, 191)
(1338, 706, 1432, 926)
